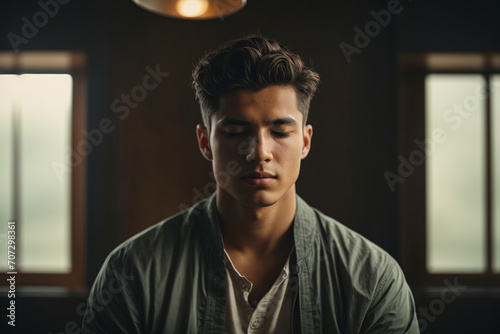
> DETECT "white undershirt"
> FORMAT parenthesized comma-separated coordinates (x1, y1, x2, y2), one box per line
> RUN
(223, 248, 295, 333)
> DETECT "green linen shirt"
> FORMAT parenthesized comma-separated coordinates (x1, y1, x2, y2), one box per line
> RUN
(82, 193, 419, 333)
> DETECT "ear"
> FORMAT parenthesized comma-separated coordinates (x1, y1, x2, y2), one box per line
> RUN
(196, 124, 213, 161)
(301, 124, 313, 159)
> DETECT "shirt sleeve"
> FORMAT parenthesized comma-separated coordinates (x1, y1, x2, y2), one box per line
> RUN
(82, 254, 142, 333)
(361, 261, 420, 334)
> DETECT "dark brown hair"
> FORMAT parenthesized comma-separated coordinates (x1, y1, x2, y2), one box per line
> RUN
(192, 34, 320, 126)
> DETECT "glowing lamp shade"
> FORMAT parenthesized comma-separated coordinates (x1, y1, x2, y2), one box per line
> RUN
(176, 0, 209, 17)
(132, 0, 247, 20)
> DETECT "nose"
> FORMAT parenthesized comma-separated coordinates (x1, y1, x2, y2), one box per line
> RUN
(245, 132, 273, 163)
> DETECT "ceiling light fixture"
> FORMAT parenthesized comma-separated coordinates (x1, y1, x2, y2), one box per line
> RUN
(132, 0, 247, 20)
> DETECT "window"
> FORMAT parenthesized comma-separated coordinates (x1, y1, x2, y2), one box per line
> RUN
(399, 54, 500, 286)
(0, 52, 86, 288)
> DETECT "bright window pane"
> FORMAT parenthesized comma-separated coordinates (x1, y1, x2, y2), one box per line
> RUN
(426, 74, 486, 273)
(0, 74, 72, 273)
(493, 75, 500, 273)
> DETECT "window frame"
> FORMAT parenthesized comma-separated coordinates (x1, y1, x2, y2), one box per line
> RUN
(0, 52, 87, 289)
(399, 53, 500, 286)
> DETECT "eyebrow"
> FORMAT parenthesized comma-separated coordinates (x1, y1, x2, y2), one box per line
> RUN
(217, 117, 297, 127)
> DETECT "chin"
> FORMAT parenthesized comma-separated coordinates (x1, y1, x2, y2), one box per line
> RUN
(237, 191, 281, 208)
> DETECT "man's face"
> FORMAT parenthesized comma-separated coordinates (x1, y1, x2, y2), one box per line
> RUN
(197, 85, 312, 208)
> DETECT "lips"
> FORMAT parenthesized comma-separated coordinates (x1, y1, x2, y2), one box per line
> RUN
(242, 171, 276, 179)
(241, 171, 277, 186)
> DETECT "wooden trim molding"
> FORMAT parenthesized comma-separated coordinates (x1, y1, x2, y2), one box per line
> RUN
(0, 52, 87, 290)
(399, 53, 500, 287)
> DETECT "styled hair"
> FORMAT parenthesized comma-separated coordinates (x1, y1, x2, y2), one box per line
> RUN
(192, 34, 320, 127)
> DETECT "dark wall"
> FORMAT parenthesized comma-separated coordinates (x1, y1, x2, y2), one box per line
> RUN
(1, 0, 499, 332)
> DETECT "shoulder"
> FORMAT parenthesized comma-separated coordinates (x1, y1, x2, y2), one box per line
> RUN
(298, 197, 395, 267)
(83, 196, 220, 333)
(317, 208, 394, 268)
(104, 198, 211, 270)
(297, 196, 405, 293)
(297, 198, 419, 332)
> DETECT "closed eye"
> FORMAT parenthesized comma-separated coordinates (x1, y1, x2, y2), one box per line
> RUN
(224, 131, 246, 138)
(271, 131, 291, 138)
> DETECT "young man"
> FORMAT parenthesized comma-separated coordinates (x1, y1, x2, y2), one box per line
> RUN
(83, 35, 419, 333)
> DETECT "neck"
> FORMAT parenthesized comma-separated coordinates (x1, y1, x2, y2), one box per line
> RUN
(216, 187, 296, 256)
